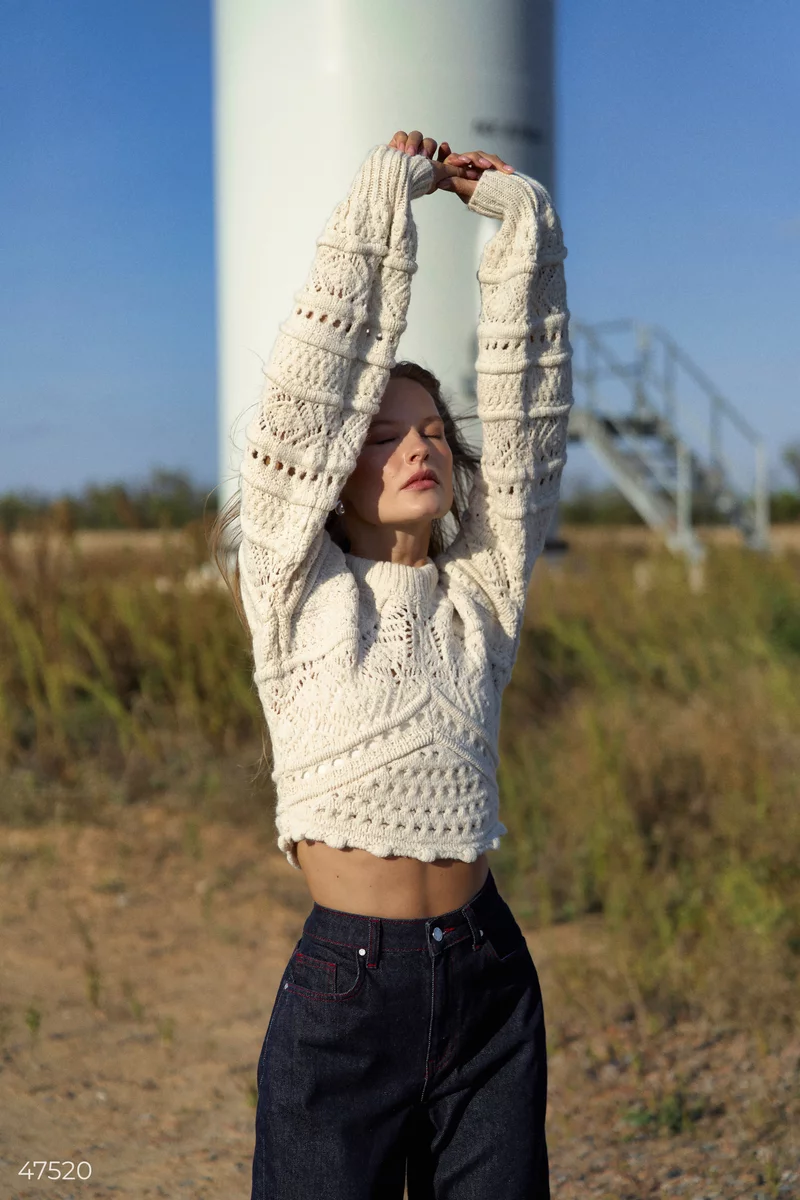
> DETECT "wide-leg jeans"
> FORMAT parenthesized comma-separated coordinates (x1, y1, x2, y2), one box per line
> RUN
(251, 867, 549, 1199)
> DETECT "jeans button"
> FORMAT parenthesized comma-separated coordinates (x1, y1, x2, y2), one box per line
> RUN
(432, 927, 443, 942)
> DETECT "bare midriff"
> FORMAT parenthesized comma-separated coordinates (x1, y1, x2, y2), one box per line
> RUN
(295, 838, 490, 919)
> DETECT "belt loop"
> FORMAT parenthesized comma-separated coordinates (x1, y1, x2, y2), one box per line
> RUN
(424, 918, 439, 960)
(367, 917, 381, 968)
(462, 902, 483, 951)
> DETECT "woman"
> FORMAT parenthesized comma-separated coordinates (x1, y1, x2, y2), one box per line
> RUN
(213, 128, 573, 1198)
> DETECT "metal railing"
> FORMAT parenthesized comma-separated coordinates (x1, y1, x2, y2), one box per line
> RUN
(568, 319, 771, 560)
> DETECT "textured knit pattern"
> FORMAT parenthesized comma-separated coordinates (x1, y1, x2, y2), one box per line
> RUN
(238, 144, 573, 870)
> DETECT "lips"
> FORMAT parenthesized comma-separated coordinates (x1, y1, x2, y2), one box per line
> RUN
(403, 470, 438, 488)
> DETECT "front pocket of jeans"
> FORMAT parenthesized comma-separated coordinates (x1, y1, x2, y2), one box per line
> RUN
(482, 914, 529, 962)
(485, 935, 529, 963)
(287, 936, 365, 1001)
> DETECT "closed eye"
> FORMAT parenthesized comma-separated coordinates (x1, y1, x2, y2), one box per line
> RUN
(370, 434, 445, 445)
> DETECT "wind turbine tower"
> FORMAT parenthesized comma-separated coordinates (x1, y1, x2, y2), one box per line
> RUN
(211, 0, 559, 543)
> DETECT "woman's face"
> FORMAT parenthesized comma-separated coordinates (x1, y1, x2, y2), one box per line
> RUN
(341, 376, 454, 531)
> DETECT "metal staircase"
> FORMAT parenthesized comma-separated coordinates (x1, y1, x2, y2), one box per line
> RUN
(566, 319, 771, 562)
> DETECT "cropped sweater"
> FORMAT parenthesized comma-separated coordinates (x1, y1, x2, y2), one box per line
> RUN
(238, 143, 573, 870)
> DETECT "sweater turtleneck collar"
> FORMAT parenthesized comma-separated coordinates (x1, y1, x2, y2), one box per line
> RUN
(344, 552, 439, 607)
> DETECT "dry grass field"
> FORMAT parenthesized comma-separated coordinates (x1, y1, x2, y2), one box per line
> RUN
(7, 521, 800, 560)
(1, 524, 799, 1198)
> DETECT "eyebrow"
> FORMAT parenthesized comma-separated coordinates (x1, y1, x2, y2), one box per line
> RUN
(369, 415, 444, 427)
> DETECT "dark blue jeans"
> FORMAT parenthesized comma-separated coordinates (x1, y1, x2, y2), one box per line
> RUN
(251, 867, 549, 1199)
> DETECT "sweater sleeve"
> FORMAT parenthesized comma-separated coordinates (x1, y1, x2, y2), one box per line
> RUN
(438, 168, 574, 686)
(237, 144, 435, 629)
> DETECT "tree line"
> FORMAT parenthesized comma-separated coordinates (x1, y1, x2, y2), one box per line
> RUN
(2, 444, 800, 533)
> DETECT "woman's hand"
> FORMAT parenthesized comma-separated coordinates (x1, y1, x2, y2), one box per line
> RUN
(435, 145, 516, 204)
(387, 130, 514, 202)
(387, 129, 469, 196)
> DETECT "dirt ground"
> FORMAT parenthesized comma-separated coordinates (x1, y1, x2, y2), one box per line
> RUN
(1, 807, 797, 1200)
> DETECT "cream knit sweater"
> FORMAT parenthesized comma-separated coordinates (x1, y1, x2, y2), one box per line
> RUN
(238, 143, 573, 870)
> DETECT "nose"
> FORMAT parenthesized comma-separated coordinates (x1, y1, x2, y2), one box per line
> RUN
(406, 430, 430, 459)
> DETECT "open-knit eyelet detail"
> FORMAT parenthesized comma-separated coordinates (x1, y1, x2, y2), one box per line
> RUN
(239, 147, 572, 874)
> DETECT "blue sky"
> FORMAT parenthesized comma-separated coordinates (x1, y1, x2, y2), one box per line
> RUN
(2, 0, 798, 498)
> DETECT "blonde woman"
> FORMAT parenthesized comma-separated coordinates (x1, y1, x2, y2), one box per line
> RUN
(213, 127, 573, 1198)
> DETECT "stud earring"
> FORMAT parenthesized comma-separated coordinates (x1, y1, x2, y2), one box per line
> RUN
(335, 499, 346, 516)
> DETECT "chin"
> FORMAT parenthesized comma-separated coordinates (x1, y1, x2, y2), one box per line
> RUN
(399, 500, 441, 520)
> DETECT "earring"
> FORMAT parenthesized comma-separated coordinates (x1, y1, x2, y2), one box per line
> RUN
(335, 499, 346, 516)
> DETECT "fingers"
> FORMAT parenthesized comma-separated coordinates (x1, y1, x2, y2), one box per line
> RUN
(431, 162, 469, 193)
(482, 151, 515, 173)
(437, 143, 470, 176)
(437, 142, 479, 176)
(387, 133, 513, 185)
(388, 130, 442, 158)
(456, 150, 515, 173)
(424, 159, 465, 196)
(442, 151, 483, 181)
(432, 147, 516, 206)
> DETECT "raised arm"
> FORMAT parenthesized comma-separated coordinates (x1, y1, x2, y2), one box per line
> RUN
(237, 144, 436, 632)
(438, 167, 574, 690)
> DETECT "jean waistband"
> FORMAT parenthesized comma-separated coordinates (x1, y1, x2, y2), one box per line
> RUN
(302, 867, 508, 963)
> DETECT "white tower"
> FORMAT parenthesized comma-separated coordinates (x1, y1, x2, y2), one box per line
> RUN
(211, 0, 557, 535)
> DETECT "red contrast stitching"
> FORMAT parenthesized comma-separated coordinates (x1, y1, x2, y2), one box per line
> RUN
(293, 950, 335, 973)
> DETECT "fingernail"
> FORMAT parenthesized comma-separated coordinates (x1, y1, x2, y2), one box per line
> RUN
(502, 164, 515, 172)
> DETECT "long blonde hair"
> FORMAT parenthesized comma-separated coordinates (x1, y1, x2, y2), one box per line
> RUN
(207, 360, 481, 636)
